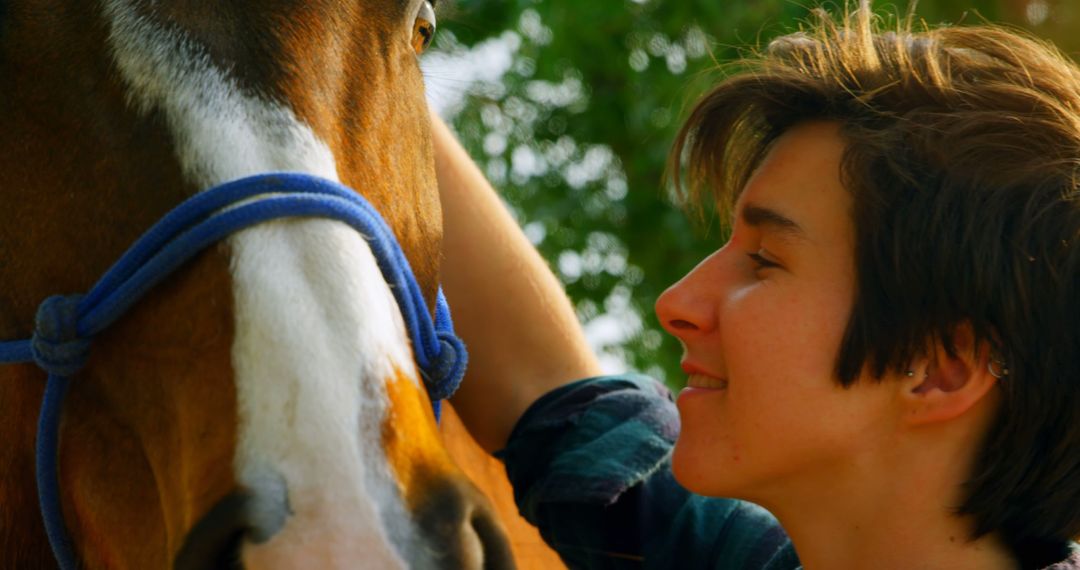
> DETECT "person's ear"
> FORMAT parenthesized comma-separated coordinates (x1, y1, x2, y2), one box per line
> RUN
(900, 327, 1001, 426)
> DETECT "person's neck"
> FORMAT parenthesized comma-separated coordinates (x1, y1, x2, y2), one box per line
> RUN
(755, 437, 1018, 570)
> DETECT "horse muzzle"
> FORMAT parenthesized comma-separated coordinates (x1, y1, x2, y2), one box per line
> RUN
(174, 473, 515, 570)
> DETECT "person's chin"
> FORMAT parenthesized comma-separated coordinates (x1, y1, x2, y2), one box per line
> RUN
(671, 437, 726, 496)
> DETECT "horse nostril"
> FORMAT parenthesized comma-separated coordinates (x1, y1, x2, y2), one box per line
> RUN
(470, 507, 516, 570)
(416, 479, 516, 569)
(175, 476, 289, 570)
(174, 492, 249, 570)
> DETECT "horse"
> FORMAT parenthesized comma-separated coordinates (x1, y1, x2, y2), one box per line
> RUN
(0, 1, 523, 567)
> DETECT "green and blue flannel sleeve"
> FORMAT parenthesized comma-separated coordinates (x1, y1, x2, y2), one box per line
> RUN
(496, 374, 799, 570)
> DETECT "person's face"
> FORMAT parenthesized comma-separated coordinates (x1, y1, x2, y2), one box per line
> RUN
(656, 121, 897, 503)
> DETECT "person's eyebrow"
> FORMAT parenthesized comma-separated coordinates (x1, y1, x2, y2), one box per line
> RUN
(740, 203, 809, 243)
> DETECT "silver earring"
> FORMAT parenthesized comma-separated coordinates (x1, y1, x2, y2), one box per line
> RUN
(988, 356, 1010, 379)
(904, 369, 928, 378)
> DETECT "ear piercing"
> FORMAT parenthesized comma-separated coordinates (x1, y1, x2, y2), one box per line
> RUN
(988, 355, 1010, 379)
(904, 369, 928, 378)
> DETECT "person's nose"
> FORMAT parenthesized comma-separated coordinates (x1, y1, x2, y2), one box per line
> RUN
(655, 250, 724, 340)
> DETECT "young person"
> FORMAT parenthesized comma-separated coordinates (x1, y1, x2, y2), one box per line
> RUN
(434, 5, 1080, 569)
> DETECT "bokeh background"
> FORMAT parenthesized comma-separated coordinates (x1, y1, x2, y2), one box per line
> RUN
(423, 0, 1079, 389)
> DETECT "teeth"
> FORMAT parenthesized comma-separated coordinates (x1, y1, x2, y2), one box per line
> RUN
(687, 374, 728, 389)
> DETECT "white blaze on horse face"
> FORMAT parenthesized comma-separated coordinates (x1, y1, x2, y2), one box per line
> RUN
(102, 2, 420, 567)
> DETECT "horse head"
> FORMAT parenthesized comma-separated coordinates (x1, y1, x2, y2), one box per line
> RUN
(0, 1, 513, 567)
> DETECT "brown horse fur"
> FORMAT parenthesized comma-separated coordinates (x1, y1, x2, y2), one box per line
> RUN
(0, 1, 517, 567)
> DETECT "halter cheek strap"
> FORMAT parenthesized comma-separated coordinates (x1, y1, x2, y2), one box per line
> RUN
(0, 172, 467, 569)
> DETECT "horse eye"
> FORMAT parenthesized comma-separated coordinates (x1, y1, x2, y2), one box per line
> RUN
(411, 1, 436, 55)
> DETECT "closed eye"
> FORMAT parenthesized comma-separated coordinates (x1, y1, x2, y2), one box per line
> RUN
(748, 250, 781, 271)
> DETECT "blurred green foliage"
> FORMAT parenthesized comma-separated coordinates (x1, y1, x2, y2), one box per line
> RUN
(430, 0, 1078, 387)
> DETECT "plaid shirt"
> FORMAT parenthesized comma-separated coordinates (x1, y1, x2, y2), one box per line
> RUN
(497, 375, 796, 569)
(497, 375, 1080, 570)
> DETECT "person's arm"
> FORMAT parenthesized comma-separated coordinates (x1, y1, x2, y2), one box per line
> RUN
(432, 111, 602, 453)
(433, 113, 795, 569)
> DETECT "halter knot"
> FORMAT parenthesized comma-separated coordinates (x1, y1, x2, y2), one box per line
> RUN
(424, 330, 468, 401)
(31, 295, 90, 377)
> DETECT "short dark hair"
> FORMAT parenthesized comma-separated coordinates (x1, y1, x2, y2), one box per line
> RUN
(669, 3, 1080, 561)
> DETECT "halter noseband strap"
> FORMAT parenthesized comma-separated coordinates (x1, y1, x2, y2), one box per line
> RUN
(0, 172, 468, 569)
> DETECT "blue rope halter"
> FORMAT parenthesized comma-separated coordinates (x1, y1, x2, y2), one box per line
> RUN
(0, 172, 467, 569)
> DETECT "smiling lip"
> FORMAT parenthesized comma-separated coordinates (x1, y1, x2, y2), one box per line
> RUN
(686, 374, 728, 390)
(681, 362, 711, 375)
(681, 362, 728, 390)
